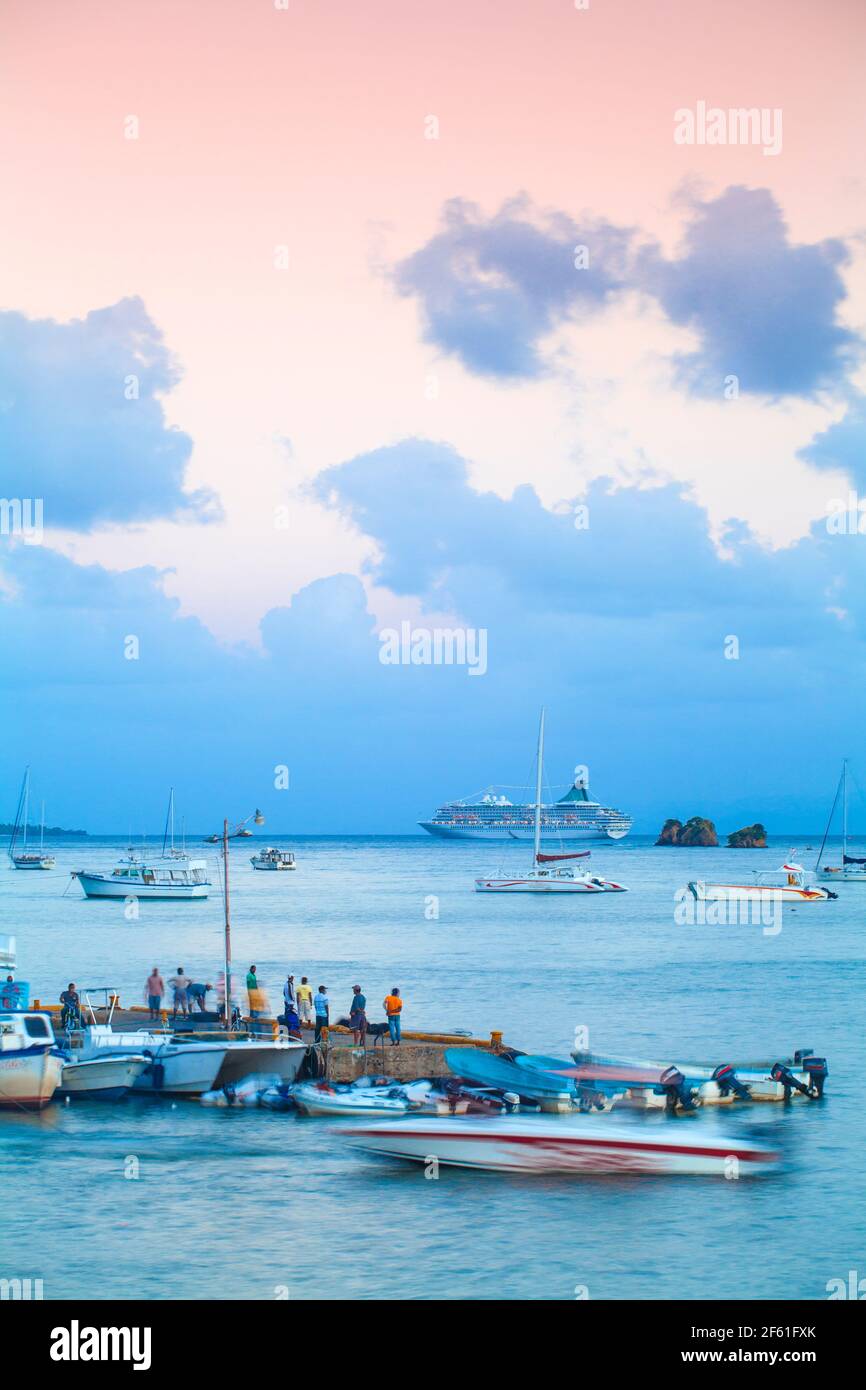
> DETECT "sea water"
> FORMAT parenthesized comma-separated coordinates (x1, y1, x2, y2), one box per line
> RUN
(1, 834, 863, 1301)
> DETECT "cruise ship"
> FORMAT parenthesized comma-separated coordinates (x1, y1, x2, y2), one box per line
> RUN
(420, 768, 631, 843)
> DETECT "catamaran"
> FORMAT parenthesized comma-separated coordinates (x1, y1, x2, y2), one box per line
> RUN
(72, 790, 210, 899)
(816, 760, 866, 883)
(8, 769, 55, 870)
(474, 711, 628, 893)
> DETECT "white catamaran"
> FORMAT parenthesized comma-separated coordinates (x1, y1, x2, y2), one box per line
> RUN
(8, 768, 55, 870)
(817, 760, 866, 884)
(474, 711, 627, 894)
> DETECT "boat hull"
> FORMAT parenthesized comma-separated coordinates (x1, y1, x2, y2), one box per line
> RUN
(75, 873, 209, 900)
(422, 823, 629, 842)
(347, 1117, 779, 1176)
(213, 1041, 307, 1088)
(688, 881, 829, 902)
(58, 1054, 149, 1100)
(12, 857, 55, 870)
(0, 1049, 63, 1109)
(475, 877, 606, 893)
(293, 1083, 411, 1117)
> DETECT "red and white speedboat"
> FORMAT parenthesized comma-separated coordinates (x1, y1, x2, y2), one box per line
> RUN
(687, 862, 832, 903)
(474, 712, 627, 894)
(346, 1116, 779, 1176)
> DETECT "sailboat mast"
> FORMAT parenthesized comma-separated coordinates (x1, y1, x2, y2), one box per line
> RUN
(533, 709, 545, 864)
(40, 801, 45, 852)
(843, 759, 848, 861)
(223, 818, 232, 1033)
(21, 768, 29, 852)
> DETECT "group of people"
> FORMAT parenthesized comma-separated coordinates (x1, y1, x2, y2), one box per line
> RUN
(274, 973, 404, 1047)
(144, 967, 213, 1020)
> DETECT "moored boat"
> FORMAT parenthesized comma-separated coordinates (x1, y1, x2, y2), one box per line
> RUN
(474, 712, 628, 894)
(57, 1053, 150, 1101)
(8, 770, 55, 870)
(346, 1116, 781, 1176)
(687, 862, 832, 903)
(0, 1011, 63, 1109)
(293, 1078, 416, 1116)
(816, 761, 866, 883)
(250, 846, 296, 871)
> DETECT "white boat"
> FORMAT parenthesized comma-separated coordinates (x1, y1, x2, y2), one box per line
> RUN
(0, 1011, 63, 1109)
(346, 1115, 780, 1176)
(211, 1037, 306, 1087)
(58, 1053, 150, 1100)
(817, 761, 866, 883)
(66, 1014, 227, 1096)
(293, 1078, 415, 1117)
(687, 862, 832, 903)
(8, 770, 55, 870)
(250, 846, 296, 871)
(73, 791, 209, 899)
(475, 711, 628, 893)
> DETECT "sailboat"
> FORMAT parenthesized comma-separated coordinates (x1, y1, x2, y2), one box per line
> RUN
(817, 760, 866, 884)
(474, 711, 627, 893)
(8, 768, 56, 870)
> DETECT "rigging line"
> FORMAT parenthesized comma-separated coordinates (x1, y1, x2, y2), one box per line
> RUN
(815, 771, 842, 869)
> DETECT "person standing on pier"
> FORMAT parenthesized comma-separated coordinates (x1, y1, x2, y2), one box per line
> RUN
(169, 968, 190, 1019)
(314, 984, 329, 1042)
(296, 977, 314, 1026)
(383, 987, 403, 1046)
(283, 974, 296, 1015)
(246, 965, 262, 1018)
(145, 967, 165, 1021)
(349, 984, 367, 1046)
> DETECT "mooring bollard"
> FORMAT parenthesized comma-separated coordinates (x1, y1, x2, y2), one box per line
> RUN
(490, 1030, 503, 1051)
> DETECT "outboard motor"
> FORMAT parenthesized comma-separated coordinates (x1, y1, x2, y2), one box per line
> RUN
(711, 1063, 752, 1102)
(576, 1081, 607, 1112)
(771, 1061, 814, 1100)
(800, 1055, 828, 1098)
(659, 1064, 696, 1112)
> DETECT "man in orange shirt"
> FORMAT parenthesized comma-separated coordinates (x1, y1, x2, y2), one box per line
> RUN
(383, 987, 403, 1046)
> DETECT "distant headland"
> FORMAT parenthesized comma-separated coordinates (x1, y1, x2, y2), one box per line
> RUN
(655, 818, 767, 847)
(0, 823, 88, 837)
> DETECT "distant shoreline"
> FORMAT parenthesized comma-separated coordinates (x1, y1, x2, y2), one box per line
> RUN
(0, 824, 88, 837)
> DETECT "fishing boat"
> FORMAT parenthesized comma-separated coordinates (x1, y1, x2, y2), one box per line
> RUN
(57, 1053, 150, 1101)
(686, 862, 833, 903)
(66, 1023, 227, 1096)
(250, 846, 296, 871)
(474, 711, 627, 893)
(0, 1011, 63, 1108)
(346, 1116, 780, 1176)
(8, 769, 55, 870)
(817, 760, 866, 883)
(72, 790, 210, 899)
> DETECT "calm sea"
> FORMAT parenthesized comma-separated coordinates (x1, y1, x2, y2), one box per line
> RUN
(1, 834, 863, 1301)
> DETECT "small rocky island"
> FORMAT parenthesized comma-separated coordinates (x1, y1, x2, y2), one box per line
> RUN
(655, 817, 719, 847)
(726, 824, 767, 848)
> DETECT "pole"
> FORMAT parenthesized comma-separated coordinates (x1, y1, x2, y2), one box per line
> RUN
(223, 817, 232, 1032)
(843, 759, 848, 863)
(533, 708, 545, 865)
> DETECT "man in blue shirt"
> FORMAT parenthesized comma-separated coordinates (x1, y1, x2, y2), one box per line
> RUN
(314, 985, 329, 1042)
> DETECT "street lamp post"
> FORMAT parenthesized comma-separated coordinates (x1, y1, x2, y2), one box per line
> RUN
(222, 809, 265, 1031)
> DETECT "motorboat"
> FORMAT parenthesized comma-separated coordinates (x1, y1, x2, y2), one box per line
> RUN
(444, 1046, 577, 1112)
(65, 1024, 227, 1096)
(210, 1037, 306, 1088)
(57, 1053, 150, 1101)
(569, 1048, 828, 1107)
(686, 863, 833, 903)
(293, 1078, 416, 1117)
(250, 847, 296, 871)
(346, 1116, 781, 1176)
(0, 1011, 63, 1108)
(72, 791, 210, 898)
(474, 711, 627, 893)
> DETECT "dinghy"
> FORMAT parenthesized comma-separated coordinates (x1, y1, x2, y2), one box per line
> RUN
(346, 1116, 780, 1176)
(293, 1078, 416, 1117)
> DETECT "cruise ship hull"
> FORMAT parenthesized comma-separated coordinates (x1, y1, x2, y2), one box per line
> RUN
(420, 823, 629, 843)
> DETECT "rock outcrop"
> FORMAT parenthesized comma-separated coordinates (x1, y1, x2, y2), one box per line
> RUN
(727, 824, 767, 848)
(655, 816, 719, 847)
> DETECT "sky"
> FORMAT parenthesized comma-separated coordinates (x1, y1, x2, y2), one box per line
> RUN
(1, 0, 865, 834)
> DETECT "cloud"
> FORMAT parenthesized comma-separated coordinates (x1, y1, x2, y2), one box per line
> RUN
(0, 296, 221, 529)
(635, 187, 857, 396)
(394, 195, 632, 378)
(395, 188, 859, 399)
(800, 393, 866, 489)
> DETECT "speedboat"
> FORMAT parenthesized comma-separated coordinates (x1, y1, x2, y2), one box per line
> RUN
(474, 711, 627, 894)
(66, 1024, 226, 1096)
(250, 847, 296, 871)
(210, 1037, 306, 1088)
(293, 1078, 416, 1117)
(569, 1048, 828, 1107)
(0, 1011, 63, 1109)
(687, 863, 832, 903)
(346, 1116, 780, 1176)
(57, 1053, 150, 1101)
